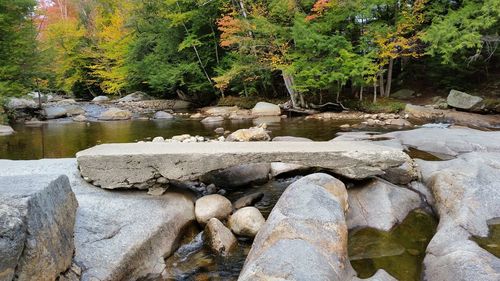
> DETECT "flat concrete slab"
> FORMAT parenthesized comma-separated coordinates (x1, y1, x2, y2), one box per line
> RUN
(76, 141, 413, 189)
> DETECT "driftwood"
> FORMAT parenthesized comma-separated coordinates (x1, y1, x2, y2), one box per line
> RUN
(309, 102, 346, 112)
(281, 100, 347, 115)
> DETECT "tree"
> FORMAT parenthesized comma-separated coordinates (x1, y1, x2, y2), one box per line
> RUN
(90, 1, 134, 95)
(423, 0, 500, 67)
(0, 0, 38, 97)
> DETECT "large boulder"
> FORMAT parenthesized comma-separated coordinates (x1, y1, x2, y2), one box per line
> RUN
(0, 159, 195, 281)
(0, 174, 78, 281)
(98, 107, 132, 121)
(346, 178, 423, 231)
(43, 104, 85, 119)
(239, 173, 354, 280)
(195, 194, 233, 225)
(418, 153, 500, 281)
(205, 218, 237, 256)
(5, 98, 37, 110)
(117, 92, 151, 102)
(251, 102, 281, 116)
(0, 125, 14, 135)
(200, 163, 271, 189)
(228, 207, 266, 237)
(226, 127, 271, 142)
(447, 89, 484, 112)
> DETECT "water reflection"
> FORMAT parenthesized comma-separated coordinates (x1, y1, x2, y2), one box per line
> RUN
(348, 209, 438, 281)
(0, 117, 366, 160)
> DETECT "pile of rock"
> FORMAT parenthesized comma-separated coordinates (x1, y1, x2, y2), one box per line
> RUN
(195, 193, 266, 256)
(358, 113, 412, 128)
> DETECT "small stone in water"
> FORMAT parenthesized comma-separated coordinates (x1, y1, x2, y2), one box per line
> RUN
(214, 127, 225, 134)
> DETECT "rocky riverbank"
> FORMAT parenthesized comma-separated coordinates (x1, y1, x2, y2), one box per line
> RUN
(1, 89, 499, 140)
(1, 126, 499, 281)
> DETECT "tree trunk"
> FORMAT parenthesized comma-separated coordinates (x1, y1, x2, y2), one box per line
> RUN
(379, 72, 385, 98)
(283, 73, 300, 108)
(360, 86, 364, 101)
(385, 58, 394, 97)
(373, 81, 377, 104)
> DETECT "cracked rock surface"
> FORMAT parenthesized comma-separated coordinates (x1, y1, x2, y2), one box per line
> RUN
(0, 159, 195, 281)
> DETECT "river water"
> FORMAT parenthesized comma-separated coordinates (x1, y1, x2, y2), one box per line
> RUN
(1, 116, 374, 160)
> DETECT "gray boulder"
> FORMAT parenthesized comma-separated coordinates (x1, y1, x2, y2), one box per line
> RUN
(418, 153, 500, 281)
(346, 178, 423, 231)
(0, 125, 14, 135)
(239, 173, 354, 280)
(205, 218, 237, 256)
(0, 159, 195, 281)
(0, 175, 78, 281)
(92, 96, 110, 103)
(228, 207, 266, 237)
(447, 89, 484, 112)
(195, 194, 233, 225)
(117, 92, 151, 102)
(201, 163, 271, 189)
(98, 107, 132, 121)
(153, 111, 174, 119)
(5, 98, 37, 110)
(251, 102, 281, 116)
(43, 104, 85, 119)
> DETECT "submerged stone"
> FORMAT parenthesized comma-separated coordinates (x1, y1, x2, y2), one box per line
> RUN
(348, 209, 437, 281)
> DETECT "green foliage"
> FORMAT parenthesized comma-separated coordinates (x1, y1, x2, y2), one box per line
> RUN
(0, 0, 38, 97)
(423, 0, 500, 65)
(0, 0, 498, 104)
(126, 0, 222, 98)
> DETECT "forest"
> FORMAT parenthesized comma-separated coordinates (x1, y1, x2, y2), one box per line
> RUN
(1, 0, 499, 107)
